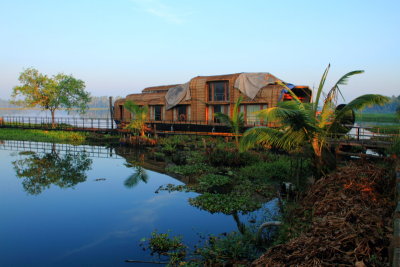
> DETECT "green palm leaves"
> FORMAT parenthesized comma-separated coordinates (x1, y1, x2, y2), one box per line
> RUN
(214, 96, 245, 147)
(124, 100, 149, 136)
(241, 65, 389, 176)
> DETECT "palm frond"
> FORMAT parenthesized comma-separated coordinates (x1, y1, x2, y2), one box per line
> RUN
(326, 70, 365, 105)
(331, 94, 389, 130)
(214, 112, 232, 127)
(257, 102, 301, 121)
(232, 96, 243, 122)
(124, 167, 148, 188)
(240, 126, 307, 152)
(240, 127, 285, 151)
(318, 101, 336, 128)
(335, 70, 364, 86)
(314, 64, 330, 113)
(258, 101, 315, 132)
(277, 81, 302, 104)
(215, 96, 244, 138)
(124, 100, 141, 114)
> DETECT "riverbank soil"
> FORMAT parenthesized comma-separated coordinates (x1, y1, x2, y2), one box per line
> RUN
(254, 160, 395, 266)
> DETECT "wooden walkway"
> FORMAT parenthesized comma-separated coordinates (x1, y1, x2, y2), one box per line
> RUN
(0, 116, 399, 151)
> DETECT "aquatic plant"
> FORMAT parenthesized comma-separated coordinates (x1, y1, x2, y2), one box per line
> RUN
(140, 230, 187, 266)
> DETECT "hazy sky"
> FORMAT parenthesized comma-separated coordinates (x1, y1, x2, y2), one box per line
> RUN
(1, 0, 399, 102)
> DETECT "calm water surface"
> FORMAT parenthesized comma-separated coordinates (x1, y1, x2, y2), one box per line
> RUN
(0, 141, 277, 267)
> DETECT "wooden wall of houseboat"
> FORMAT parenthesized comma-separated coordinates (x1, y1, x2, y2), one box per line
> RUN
(113, 73, 311, 127)
(188, 74, 284, 122)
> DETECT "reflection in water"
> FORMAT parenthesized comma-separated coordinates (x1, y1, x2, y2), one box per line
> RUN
(12, 145, 92, 195)
(124, 165, 148, 188)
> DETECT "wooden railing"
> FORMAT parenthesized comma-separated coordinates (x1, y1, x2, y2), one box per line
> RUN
(0, 116, 399, 144)
(0, 116, 116, 131)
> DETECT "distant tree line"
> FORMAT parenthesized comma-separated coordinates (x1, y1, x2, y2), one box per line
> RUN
(362, 94, 400, 113)
(0, 96, 121, 109)
(0, 96, 122, 118)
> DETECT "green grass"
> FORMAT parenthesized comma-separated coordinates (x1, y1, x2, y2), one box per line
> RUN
(0, 128, 88, 144)
(355, 113, 399, 123)
(369, 125, 400, 135)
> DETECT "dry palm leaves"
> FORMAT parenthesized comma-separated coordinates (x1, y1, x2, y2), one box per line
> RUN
(254, 161, 395, 266)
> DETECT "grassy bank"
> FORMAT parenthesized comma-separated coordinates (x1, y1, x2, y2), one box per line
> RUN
(0, 128, 88, 144)
(356, 112, 399, 123)
(369, 125, 400, 134)
(0, 128, 120, 145)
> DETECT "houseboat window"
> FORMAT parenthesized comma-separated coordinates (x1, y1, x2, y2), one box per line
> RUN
(208, 81, 229, 101)
(177, 105, 187, 121)
(154, 105, 162, 121)
(213, 105, 228, 123)
(246, 104, 263, 125)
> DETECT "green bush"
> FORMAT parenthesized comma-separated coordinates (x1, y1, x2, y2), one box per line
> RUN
(194, 232, 261, 265)
(207, 147, 260, 167)
(238, 157, 291, 183)
(166, 163, 217, 177)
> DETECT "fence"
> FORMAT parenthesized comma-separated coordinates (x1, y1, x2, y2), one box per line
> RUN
(0, 116, 116, 131)
(0, 116, 399, 143)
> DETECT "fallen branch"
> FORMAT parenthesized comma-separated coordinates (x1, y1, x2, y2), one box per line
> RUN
(125, 259, 168, 264)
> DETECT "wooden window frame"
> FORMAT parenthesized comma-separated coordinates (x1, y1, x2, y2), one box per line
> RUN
(207, 81, 229, 102)
(153, 105, 162, 121)
(177, 105, 187, 121)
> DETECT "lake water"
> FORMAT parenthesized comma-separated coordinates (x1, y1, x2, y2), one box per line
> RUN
(0, 141, 278, 267)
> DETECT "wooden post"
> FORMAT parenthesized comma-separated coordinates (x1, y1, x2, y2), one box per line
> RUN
(109, 96, 114, 130)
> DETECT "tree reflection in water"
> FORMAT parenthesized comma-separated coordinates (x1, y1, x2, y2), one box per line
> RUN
(123, 162, 148, 188)
(12, 144, 92, 195)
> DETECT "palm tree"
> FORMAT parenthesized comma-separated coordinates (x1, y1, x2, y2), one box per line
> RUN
(124, 100, 149, 137)
(240, 65, 389, 177)
(215, 96, 244, 148)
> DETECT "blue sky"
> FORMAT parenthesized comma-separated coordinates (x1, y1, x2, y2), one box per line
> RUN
(0, 0, 399, 101)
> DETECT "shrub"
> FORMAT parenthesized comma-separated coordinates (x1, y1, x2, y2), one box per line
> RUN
(207, 147, 260, 167)
(238, 158, 291, 183)
(166, 163, 217, 177)
(194, 232, 261, 265)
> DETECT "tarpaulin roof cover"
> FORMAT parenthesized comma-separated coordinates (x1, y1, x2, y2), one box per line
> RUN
(165, 81, 191, 110)
(234, 73, 282, 100)
(165, 73, 285, 110)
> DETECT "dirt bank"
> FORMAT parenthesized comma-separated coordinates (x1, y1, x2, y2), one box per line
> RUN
(254, 160, 395, 266)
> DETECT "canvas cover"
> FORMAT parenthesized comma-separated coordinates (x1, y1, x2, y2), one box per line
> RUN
(234, 73, 281, 100)
(165, 81, 191, 110)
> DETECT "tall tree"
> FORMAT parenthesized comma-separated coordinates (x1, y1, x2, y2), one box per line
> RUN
(11, 68, 91, 127)
(240, 65, 389, 177)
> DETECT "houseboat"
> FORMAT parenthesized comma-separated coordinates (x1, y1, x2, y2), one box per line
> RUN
(114, 72, 312, 133)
